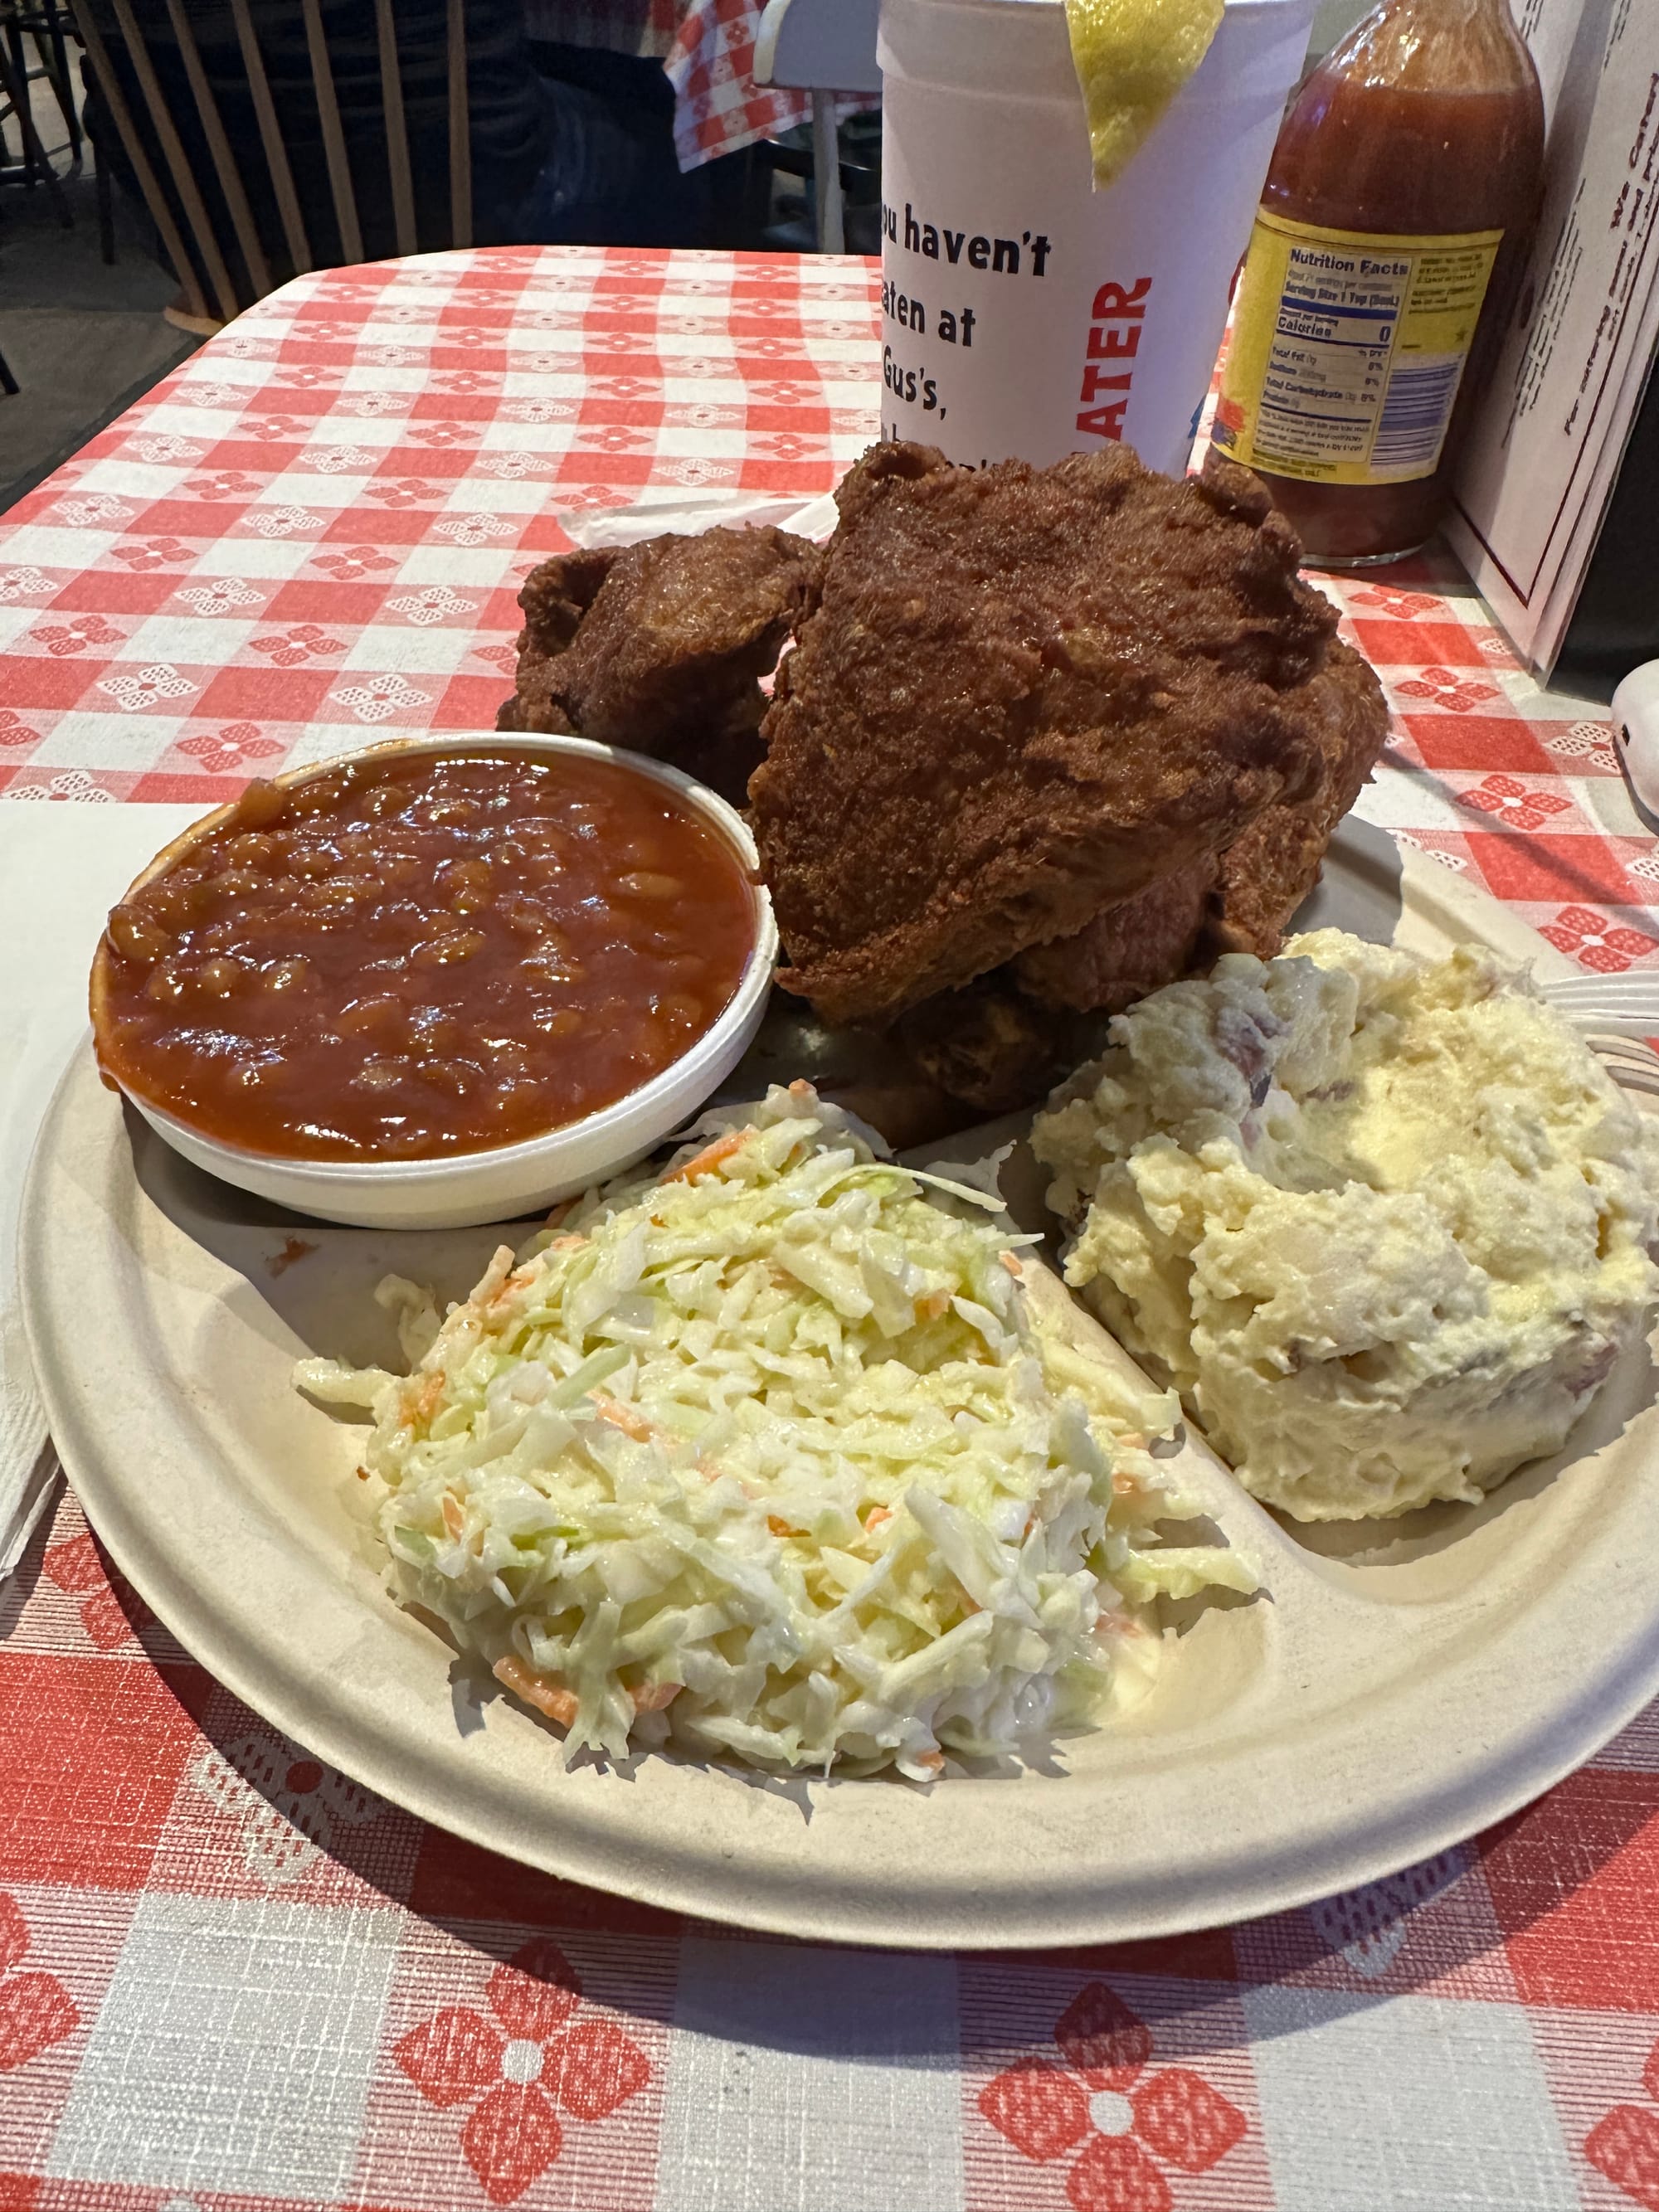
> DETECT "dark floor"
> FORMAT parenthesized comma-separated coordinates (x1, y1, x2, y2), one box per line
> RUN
(1, 74, 197, 514)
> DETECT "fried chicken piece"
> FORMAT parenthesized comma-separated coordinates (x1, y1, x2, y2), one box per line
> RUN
(898, 978, 1078, 1116)
(499, 527, 820, 800)
(1019, 641, 1388, 1001)
(1012, 859, 1220, 1014)
(499, 544, 615, 736)
(1207, 634, 1386, 956)
(909, 625, 1389, 1111)
(1012, 634, 1387, 1009)
(751, 441, 1348, 1028)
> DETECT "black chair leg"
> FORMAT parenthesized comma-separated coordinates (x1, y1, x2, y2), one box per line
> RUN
(94, 129, 113, 260)
(3, 18, 31, 187)
(42, 5, 80, 163)
(0, 346, 19, 396)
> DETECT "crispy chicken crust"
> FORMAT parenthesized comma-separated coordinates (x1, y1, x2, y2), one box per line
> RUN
(1206, 635, 1389, 958)
(1014, 634, 1389, 1011)
(750, 441, 1365, 1028)
(1011, 858, 1220, 1015)
(499, 527, 820, 800)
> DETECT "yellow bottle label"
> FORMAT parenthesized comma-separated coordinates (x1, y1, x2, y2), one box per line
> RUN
(1214, 211, 1503, 486)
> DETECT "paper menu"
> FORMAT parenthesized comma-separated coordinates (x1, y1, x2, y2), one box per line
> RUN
(1447, 0, 1659, 680)
(1514, 0, 1602, 123)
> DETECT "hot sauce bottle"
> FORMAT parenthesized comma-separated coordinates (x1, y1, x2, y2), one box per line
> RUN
(1212, 0, 1544, 565)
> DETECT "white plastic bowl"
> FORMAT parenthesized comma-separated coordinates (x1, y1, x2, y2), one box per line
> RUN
(98, 733, 778, 1229)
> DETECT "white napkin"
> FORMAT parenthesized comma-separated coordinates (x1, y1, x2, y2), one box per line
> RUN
(0, 803, 204, 1576)
(556, 488, 841, 548)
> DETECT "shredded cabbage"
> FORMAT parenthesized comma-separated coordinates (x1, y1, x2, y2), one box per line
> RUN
(298, 1082, 1252, 1777)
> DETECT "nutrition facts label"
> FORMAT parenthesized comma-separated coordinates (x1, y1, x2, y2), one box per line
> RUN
(1216, 213, 1503, 486)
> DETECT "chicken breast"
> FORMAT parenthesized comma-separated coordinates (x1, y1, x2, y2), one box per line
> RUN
(1014, 634, 1389, 1010)
(750, 440, 1366, 1028)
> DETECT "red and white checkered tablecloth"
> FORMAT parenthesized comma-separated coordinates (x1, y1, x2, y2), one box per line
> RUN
(5, 246, 1659, 2212)
(664, 0, 852, 173)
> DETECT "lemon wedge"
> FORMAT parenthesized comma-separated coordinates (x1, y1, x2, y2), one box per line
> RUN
(1064, 0, 1225, 188)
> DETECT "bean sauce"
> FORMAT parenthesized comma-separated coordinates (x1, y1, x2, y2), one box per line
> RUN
(92, 751, 757, 1161)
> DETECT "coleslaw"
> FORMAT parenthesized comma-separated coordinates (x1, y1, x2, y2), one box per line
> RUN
(298, 1083, 1251, 1777)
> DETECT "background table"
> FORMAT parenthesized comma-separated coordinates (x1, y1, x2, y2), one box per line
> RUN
(3, 246, 1659, 2212)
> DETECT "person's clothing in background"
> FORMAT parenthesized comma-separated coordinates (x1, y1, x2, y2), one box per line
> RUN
(523, 0, 677, 60)
(82, 0, 550, 303)
(520, 41, 728, 246)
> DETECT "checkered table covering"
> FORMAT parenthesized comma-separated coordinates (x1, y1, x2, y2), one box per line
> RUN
(663, 0, 869, 173)
(3, 246, 1659, 2212)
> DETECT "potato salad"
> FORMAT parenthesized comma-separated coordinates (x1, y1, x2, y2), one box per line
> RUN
(1035, 930, 1659, 1520)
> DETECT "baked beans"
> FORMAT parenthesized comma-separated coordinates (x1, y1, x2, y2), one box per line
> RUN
(92, 750, 757, 1161)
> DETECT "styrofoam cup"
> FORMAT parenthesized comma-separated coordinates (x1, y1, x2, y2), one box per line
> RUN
(877, 0, 1321, 476)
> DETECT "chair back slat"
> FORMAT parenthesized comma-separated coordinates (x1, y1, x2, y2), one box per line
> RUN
(71, 0, 487, 315)
(227, 0, 313, 276)
(447, 0, 470, 249)
(163, 0, 271, 299)
(107, 0, 241, 321)
(67, 0, 215, 322)
(300, 0, 363, 265)
(373, 0, 418, 258)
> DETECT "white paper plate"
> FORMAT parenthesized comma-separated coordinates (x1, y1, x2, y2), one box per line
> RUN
(22, 821, 1659, 1948)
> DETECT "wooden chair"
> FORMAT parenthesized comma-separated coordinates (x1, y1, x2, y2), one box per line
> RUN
(3, 0, 83, 168)
(752, 0, 879, 255)
(0, 11, 71, 227)
(66, 0, 474, 328)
